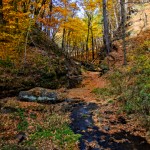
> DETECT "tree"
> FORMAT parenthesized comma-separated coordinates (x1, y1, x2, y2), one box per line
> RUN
(102, 0, 111, 55)
(85, 11, 92, 61)
(0, 0, 5, 25)
(120, 0, 127, 65)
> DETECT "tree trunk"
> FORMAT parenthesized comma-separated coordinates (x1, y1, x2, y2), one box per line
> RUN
(0, 0, 5, 25)
(62, 28, 66, 51)
(120, 0, 127, 65)
(91, 27, 94, 60)
(49, 0, 53, 21)
(86, 16, 90, 61)
(103, 0, 111, 55)
(13, 0, 19, 31)
(112, 1, 119, 30)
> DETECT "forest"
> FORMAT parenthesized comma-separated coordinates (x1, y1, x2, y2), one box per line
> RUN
(0, 0, 150, 150)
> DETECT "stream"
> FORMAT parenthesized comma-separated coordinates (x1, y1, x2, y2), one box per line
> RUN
(70, 101, 150, 150)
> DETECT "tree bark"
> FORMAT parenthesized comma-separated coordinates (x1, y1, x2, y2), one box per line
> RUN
(0, 0, 5, 25)
(112, 1, 119, 30)
(120, 0, 127, 65)
(91, 27, 94, 60)
(103, 0, 111, 55)
(62, 28, 66, 51)
(49, 0, 53, 21)
(86, 12, 91, 61)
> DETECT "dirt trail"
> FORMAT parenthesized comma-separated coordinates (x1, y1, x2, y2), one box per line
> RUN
(67, 71, 107, 102)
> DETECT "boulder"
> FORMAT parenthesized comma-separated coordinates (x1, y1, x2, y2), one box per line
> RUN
(18, 87, 66, 103)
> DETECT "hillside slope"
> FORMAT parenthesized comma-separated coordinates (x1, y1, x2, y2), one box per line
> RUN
(0, 27, 82, 98)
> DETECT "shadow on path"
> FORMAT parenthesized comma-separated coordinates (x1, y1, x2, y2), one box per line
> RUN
(70, 102, 150, 150)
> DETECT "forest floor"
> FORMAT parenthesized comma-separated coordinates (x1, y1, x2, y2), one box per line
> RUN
(67, 71, 107, 102)
(1, 70, 150, 150)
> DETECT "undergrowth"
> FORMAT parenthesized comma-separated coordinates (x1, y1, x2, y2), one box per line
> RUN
(92, 40, 150, 130)
(108, 40, 150, 129)
(25, 114, 81, 149)
(92, 87, 112, 99)
(0, 99, 81, 150)
(17, 109, 28, 131)
(27, 123, 81, 149)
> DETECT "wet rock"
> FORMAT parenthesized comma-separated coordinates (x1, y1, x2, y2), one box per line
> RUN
(18, 87, 66, 103)
(103, 125, 110, 131)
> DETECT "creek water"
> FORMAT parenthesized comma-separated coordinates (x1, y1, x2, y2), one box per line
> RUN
(70, 102, 150, 150)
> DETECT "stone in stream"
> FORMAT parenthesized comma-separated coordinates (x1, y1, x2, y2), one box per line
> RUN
(103, 125, 110, 131)
(18, 87, 66, 103)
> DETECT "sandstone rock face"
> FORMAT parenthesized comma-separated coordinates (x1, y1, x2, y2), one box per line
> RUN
(18, 87, 66, 103)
